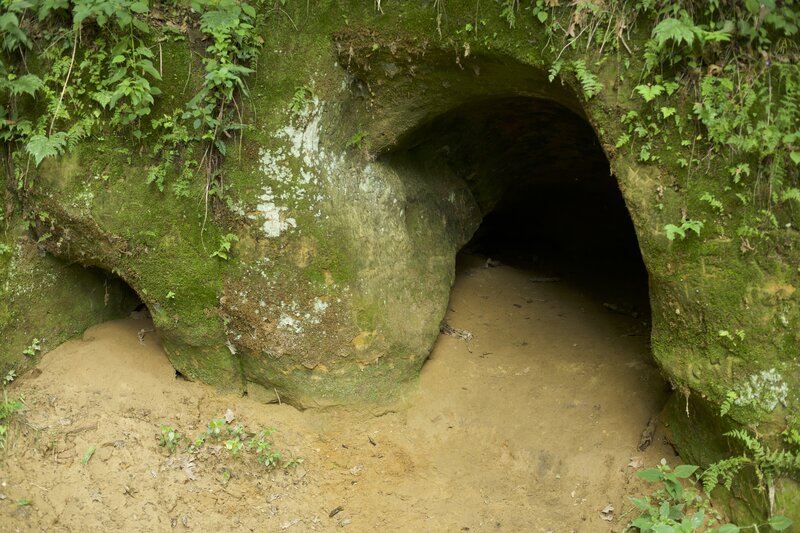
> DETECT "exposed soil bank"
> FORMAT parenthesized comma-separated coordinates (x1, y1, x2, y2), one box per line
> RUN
(1, 255, 679, 532)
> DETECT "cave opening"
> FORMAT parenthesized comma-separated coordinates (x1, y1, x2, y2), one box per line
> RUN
(386, 95, 651, 319)
(381, 95, 672, 465)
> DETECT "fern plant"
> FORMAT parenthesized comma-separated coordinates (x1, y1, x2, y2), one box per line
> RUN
(571, 59, 603, 100)
(701, 428, 800, 516)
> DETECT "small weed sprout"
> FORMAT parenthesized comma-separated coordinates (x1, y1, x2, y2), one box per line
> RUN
(346, 131, 367, 150)
(159, 425, 183, 453)
(206, 419, 226, 439)
(289, 85, 314, 115)
(1, 372, 25, 450)
(210, 233, 238, 260)
(161, 418, 297, 470)
(22, 338, 41, 357)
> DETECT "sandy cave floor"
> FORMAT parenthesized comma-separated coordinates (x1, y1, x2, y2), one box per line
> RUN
(1, 255, 680, 532)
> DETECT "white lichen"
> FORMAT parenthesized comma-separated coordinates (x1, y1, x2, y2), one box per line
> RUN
(254, 186, 296, 238)
(734, 368, 789, 412)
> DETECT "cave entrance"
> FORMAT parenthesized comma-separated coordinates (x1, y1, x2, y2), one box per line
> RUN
(383, 95, 652, 320)
(382, 96, 674, 490)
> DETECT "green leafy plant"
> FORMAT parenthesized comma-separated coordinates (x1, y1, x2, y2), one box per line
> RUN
(720, 391, 738, 417)
(210, 233, 238, 260)
(159, 425, 183, 453)
(571, 59, 603, 100)
(164, 417, 298, 470)
(701, 429, 800, 513)
(1, 370, 25, 450)
(625, 459, 793, 532)
(22, 338, 41, 357)
(289, 85, 314, 115)
(248, 428, 282, 467)
(665, 220, 704, 241)
(347, 130, 367, 149)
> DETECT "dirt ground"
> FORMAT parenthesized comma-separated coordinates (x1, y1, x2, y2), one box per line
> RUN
(1, 254, 680, 532)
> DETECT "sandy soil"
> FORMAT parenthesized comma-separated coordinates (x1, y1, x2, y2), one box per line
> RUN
(1, 255, 679, 532)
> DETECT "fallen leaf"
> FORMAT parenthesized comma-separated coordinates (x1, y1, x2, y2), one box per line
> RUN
(181, 457, 197, 481)
(628, 457, 644, 469)
(600, 503, 614, 521)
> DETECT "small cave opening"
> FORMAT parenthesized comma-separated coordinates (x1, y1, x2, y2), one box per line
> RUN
(382, 94, 674, 468)
(87, 267, 144, 320)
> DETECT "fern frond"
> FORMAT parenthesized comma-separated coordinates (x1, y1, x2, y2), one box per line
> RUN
(572, 60, 604, 100)
(701, 456, 750, 494)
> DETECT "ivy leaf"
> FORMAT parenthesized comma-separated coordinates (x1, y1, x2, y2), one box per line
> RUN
(26, 132, 67, 166)
(653, 524, 676, 533)
(790, 151, 800, 165)
(690, 509, 705, 528)
(37, 0, 69, 20)
(716, 525, 740, 533)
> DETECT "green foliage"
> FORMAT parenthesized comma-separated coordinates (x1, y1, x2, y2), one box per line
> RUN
(26, 133, 68, 166)
(701, 193, 724, 215)
(624, 460, 722, 533)
(248, 428, 283, 467)
(1, 0, 261, 195)
(159, 425, 182, 453)
(22, 338, 41, 357)
(499, 0, 518, 28)
(182, 0, 260, 157)
(635, 83, 665, 103)
(571, 59, 603, 100)
(347, 130, 367, 149)
(720, 391, 738, 417)
(700, 426, 799, 522)
(290, 85, 314, 115)
(511, 0, 799, 242)
(1, 371, 25, 450)
(210, 233, 238, 260)
(625, 459, 793, 532)
(665, 220, 704, 241)
(162, 417, 298, 470)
